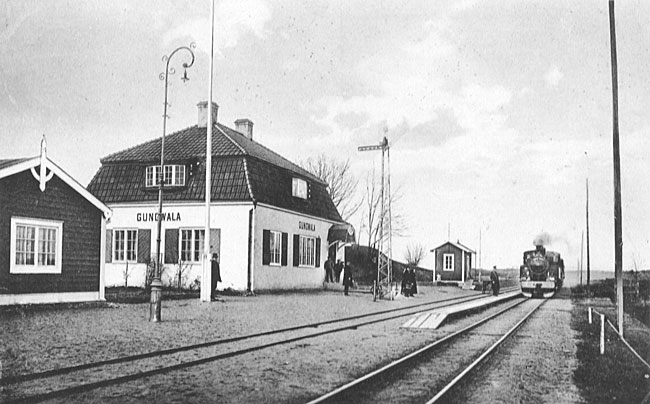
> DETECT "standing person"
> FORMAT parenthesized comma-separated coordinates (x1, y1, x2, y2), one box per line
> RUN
(411, 267, 418, 295)
(210, 253, 222, 301)
(324, 257, 334, 283)
(490, 266, 500, 296)
(343, 261, 353, 296)
(335, 260, 343, 283)
(401, 267, 409, 297)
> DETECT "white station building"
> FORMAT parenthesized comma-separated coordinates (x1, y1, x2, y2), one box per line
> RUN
(87, 102, 350, 292)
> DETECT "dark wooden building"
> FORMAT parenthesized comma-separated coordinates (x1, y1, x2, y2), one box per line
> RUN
(0, 141, 111, 305)
(431, 240, 476, 285)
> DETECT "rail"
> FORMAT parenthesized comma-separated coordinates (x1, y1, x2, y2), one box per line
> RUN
(305, 296, 535, 404)
(2, 290, 518, 403)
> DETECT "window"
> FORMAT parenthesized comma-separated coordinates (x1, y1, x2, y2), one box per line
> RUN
(269, 231, 282, 265)
(443, 253, 454, 271)
(299, 235, 316, 267)
(292, 178, 308, 199)
(10, 217, 63, 274)
(114, 229, 138, 262)
(146, 165, 186, 187)
(180, 229, 205, 262)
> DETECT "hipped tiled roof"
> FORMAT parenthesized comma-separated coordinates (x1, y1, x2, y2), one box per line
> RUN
(88, 123, 342, 222)
(100, 123, 323, 184)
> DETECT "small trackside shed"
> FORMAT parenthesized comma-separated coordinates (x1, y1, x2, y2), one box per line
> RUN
(431, 240, 475, 284)
(0, 141, 111, 305)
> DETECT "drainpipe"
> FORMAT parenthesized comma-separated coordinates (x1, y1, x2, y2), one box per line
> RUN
(247, 204, 256, 294)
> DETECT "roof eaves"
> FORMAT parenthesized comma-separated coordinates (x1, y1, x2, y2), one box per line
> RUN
(0, 157, 40, 180)
(242, 157, 256, 203)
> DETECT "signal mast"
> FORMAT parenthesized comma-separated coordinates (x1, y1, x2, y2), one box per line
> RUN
(358, 129, 393, 301)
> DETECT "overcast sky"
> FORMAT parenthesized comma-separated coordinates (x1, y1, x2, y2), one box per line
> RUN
(2, 0, 650, 272)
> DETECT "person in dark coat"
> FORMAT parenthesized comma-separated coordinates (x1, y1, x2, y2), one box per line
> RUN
(334, 260, 343, 282)
(490, 266, 500, 296)
(401, 267, 412, 297)
(324, 257, 334, 283)
(410, 267, 418, 295)
(210, 253, 222, 301)
(343, 261, 353, 296)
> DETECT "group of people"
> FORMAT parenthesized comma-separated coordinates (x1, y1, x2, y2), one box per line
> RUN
(401, 267, 418, 297)
(324, 258, 354, 296)
(324, 258, 344, 283)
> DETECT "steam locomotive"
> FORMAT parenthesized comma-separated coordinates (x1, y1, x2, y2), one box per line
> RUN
(519, 245, 565, 298)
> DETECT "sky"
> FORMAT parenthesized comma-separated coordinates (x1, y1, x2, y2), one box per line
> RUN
(2, 0, 650, 273)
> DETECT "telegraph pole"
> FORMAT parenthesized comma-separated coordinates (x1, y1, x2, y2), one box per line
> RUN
(358, 131, 393, 301)
(586, 178, 591, 294)
(608, 0, 624, 336)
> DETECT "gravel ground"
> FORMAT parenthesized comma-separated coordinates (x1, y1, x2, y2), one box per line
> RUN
(1, 286, 470, 403)
(451, 296, 585, 404)
(0, 286, 592, 404)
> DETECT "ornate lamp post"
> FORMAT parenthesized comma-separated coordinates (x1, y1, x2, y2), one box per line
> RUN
(150, 43, 196, 322)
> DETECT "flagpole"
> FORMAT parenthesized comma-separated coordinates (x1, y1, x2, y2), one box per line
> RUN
(202, 0, 215, 302)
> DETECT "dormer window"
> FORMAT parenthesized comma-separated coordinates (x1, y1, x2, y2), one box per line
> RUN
(292, 178, 308, 199)
(146, 165, 186, 187)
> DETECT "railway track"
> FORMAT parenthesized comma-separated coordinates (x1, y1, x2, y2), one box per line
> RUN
(1, 289, 519, 404)
(305, 296, 546, 404)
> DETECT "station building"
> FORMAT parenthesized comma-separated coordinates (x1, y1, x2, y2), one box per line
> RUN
(0, 139, 111, 305)
(87, 102, 349, 292)
(431, 240, 476, 285)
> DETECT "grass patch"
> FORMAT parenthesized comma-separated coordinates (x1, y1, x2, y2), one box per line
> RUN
(571, 298, 650, 403)
(105, 287, 199, 303)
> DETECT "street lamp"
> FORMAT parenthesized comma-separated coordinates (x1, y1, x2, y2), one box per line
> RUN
(150, 43, 196, 323)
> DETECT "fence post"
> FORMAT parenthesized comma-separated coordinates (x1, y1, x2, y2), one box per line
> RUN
(600, 314, 605, 355)
(588, 307, 592, 324)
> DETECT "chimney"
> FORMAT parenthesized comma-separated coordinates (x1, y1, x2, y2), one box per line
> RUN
(235, 118, 254, 140)
(197, 101, 219, 128)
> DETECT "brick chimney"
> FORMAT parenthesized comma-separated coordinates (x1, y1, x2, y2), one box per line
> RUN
(197, 101, 219, 128)
(235, 119, 254, 140)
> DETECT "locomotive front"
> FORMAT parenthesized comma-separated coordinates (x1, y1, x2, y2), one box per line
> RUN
(520, 244, 562, 298)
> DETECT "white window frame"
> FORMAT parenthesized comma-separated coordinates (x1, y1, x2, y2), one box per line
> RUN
(146, 164, 186, 187)
(292, 178, 308, 199)
(298, 235, 316, 267)
(10, 217, 63, 274)
(180, 228, 205, 263)
(113, 229, 138, 263)
(269, 230, 282, 266)
(443, 253, 455, 271)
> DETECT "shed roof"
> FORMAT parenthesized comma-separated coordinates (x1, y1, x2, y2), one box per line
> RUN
(430, 240, 476, 254)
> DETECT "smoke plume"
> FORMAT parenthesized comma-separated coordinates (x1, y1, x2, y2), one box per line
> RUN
(533, 232, 552, 247)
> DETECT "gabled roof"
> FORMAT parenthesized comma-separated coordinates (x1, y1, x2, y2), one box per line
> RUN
(100, 123, 324, 185)
(0, 157, 111, 218)
(431, 240, 476, 254)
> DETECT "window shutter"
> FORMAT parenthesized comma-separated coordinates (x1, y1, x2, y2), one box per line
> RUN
(210, 228, 221, 255)
(262, 230, 270, 265)
(105, 229, 112, 263)
(281, 232, 288, 266)
(137, 229, 151, 263)
(315, 237, 321, 267)
(164, 228, 179, 264)
(293, 234, 300, 267)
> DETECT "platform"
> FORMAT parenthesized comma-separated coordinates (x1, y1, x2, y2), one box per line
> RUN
(401, 290, 522, 329)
